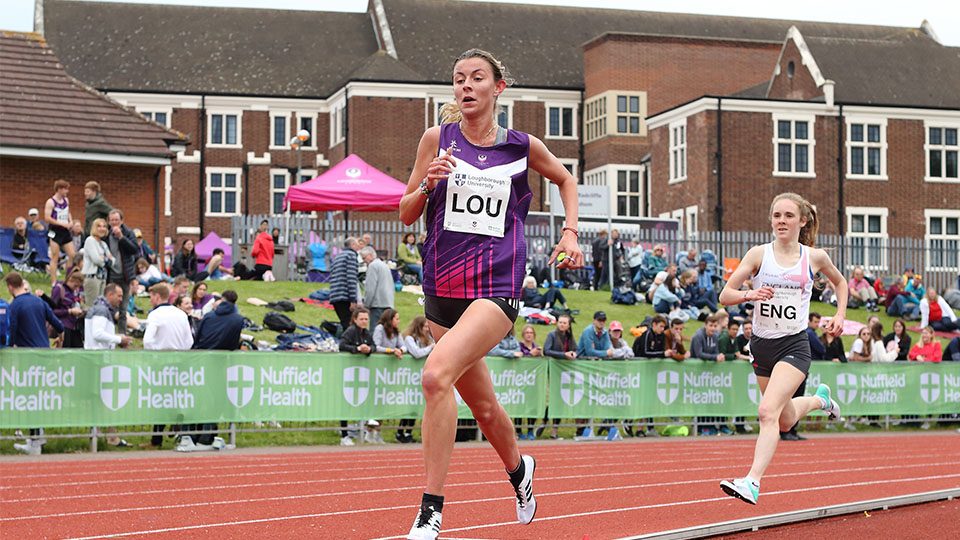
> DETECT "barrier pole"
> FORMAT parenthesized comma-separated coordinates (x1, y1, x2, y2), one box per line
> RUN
(89, 426, 98, 453)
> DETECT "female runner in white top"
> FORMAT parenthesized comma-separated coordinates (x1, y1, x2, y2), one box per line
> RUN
(717, 192, 848, 505)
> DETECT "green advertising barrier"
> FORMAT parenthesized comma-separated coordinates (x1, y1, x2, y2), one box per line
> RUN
(549, 359, 960, 418)
(0, 350, 547, 428)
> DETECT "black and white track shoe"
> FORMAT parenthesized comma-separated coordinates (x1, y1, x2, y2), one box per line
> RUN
(511, 454, 537, 524)
(406, 501, 442, 540)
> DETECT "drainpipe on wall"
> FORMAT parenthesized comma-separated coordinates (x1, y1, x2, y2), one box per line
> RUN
(154, 166, 161, 254)
(198, 94, 206, 237)
(242, 162, 250, 216)
(715, 97, 723, 233)
(837, 102, 845, 270)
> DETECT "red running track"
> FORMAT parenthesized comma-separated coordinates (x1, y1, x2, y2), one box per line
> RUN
(1, 433, 958, 540)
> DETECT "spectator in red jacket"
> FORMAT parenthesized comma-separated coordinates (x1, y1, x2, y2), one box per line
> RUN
(250, 219, 274, 280)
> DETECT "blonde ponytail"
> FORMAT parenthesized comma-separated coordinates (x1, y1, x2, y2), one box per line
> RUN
(439, 102, 461, 125)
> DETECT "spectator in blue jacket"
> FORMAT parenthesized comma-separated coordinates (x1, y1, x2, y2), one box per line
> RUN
(807, 312, 827, 360)
(5, 272, 62, 348)
(0, 294, 9, 348)
(193, 290, 243, 350)
(578, 311, 612, 358)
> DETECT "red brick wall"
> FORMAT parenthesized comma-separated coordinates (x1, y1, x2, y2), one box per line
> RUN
(768, 38, 822, 101)
(0, 157, 160, 246)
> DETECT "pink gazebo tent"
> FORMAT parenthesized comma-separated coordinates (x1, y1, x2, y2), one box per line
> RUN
(283, 154, 407, 212)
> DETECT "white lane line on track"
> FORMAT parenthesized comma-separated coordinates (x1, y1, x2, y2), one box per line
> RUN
(37, 473, 960, 540)
(373, 472, 960, 540)
(5, 444, 953, 490)
(4, 439, 946, 479)
(3, 452, 954, 504)
(5, 461, 959, 522)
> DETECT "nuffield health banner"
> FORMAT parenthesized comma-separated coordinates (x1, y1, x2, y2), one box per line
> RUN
(0, 350, 547, 428)
(548, 359, 960, 418)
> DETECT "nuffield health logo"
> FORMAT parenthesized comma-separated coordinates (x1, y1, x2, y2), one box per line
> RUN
(100, 365, 131, 411)
(343, 367, 370, 407)
(836, 373, 858, 405)
(226, 365, 255, 408)
(656, 371, 680, 405)
(920, 372, 941, 404)
(560, 371, 584, 406)
(747, 373, 762, 405)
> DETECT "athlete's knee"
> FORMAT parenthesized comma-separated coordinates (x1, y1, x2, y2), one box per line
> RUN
(421, 368, 452, 400)
(468, 398, 501, 425)
(756, 402, 781, 424)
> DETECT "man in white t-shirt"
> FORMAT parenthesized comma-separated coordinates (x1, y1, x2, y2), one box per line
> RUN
(143, 282, 193, 351)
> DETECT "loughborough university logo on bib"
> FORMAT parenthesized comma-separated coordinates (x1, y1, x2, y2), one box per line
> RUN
(444, 169, 510, 237)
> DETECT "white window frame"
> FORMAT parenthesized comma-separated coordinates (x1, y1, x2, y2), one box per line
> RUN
(544, 102, 577, 140)
(668, 119, 687, 184)
(846, 116, 887, 180)
(685, 205, 698, 237)
(269, 112, 291, 150)
(295, 112, 318, 150)
(545, 158, 578, 207)
(138, 108, 172, 128)
(614, 166, 644, 218)
(772, 113, 816, 178)
(434, 100, 451, 126)
(583, 93, 608, 143)
(923, 121, 960, 184)
(924, 209, 960, 272)
(845, 206, 888, 272)
(205, 167, 243, 217)
(207, 110, 242, 148)
(269, 168, 290, 216)
(613, 93, 645, 137)
(582, 90, 647, 143)
(163, 166, 172, 216)
(329, 100, 346, 148)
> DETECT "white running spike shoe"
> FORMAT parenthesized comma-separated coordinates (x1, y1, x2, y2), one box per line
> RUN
(406, 502, 442, 540)
(720, 477, 759, 505)
(512, 454, 537, 524)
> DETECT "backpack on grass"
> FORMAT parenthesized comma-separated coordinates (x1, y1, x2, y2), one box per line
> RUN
(263, 311, 297, 334)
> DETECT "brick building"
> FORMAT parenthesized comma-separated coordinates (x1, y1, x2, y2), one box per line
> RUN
(37, 0, 949, 250)
(0, 31, 188, 252)
(646, 27, 960, 273)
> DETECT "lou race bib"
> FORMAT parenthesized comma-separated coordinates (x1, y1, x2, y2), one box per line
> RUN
(755, 286, 804, 334)
(443, 169, 511, 237)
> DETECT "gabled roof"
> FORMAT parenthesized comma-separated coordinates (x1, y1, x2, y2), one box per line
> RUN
(0, 31, 188, 159)
(43, 0, 379, 97)
(803, 33, 960, 108)
(42, 0, 925, 96)
(380, 0, 926, 89)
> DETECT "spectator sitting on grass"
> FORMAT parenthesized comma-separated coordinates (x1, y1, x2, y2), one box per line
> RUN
(168, 275, 191, 304)
(521, 275, 567, 310)
(171, 239, 209, 282)
(190, 282, 217, 318)
(373, 308, 405, 359)
(822, 326, 846, 362)
(206, 248, 235, 280)
(943, 336, 960, 362)
(652, 274, 681, 315)
(136, 257, 173, 290)
(643, 244, 668, 279)
(646, 263, 679, 303)
(396, 232, 423, 284)
(193, 290, 243, 351)
(403, 315, 434, 359)
(919, 287, 960, 333)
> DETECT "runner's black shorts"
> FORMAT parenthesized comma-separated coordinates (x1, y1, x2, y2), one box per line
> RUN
(423, 295, 520, 329)
(749, 331, 811, 378)
(48, 226, 72, 248)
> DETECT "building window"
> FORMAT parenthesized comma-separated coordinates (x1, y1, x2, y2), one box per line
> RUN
(497, 104, 510, 130)
(616, 95, 641, 134)
(616, 169, 641, 217)
(546, 105, 575, 138)
(925, 210, 960, 271)
(584, 94, 607, 143)
(545, 159, 577, 207)
(330, 103, 346, 147)
(926, 125, 959, 182)
(669, 120, 686, 183)
(209, 112, 240, 146)
(270, 170, 289, 216)
(298, 115, 314, 148)
(206, 168, 242, 216)
(141, 111, 169, 127)
(270, 114, 289, 148)
(772, 115, 815, 177)
(846, 207, 887, 270)
(847, 118, 886, 179)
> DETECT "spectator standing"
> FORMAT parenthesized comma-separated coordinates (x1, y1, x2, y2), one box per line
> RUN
(908, 326, 942, 362)
(919, 287, 960, 332)
(5, 271, 63, 455)
(882, 319, 912, 361)
(591, 230, 609, 290)
(361, 246, 394, 326)
(171, 239, 209, 282)
(83, 181, 113, 237)
(806, 312, 827, 360)
(736, 321, 752, 359)
(330, 237, 361, 330)
(403, 315, 435, 359)
(250, 219, 275, 280)
(308, 240, 328, 273)
(848, 266, 880, 311)
(44, 179, 78, 286)
(84, 283, 133, 350)
(81, 218, 112, 308)
(633, 315, 667, 358)
(578, 311, 612, 358)
(626, 240, 646, 285)
(50, 270, 85, 348)
(70, 221, 84, 253)
(193, 290, 243, 350)
(373, 308, 406, 359)
(105, 210, 139, 334)
(608, 321, 633, 359)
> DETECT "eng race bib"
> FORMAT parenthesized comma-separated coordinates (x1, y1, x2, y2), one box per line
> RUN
(443, 169, 511, 237)
(755, 286, 804, 334)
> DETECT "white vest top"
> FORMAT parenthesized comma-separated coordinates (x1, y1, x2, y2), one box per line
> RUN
(752, 242, 813, 339)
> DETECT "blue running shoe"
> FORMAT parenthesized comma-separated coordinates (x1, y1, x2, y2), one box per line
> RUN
(816, 384, 841, 420)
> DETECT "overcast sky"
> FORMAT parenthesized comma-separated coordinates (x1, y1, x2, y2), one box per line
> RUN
(6, 0, 960, 46)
